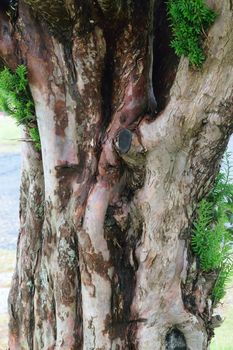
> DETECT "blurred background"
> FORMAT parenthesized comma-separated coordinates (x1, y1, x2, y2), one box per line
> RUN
(0, 113, 20, 349)
(0, 114, 232, 349)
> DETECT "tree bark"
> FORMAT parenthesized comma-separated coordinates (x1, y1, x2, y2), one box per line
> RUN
(0, 0, 232, 349)
(8, 131, 44, 349)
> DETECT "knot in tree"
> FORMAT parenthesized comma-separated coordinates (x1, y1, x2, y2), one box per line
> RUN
(115, 128, 133, 154)
(166, 328, 187, 350)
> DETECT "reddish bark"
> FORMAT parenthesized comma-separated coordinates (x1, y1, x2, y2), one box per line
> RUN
(0, 0, 232, 349)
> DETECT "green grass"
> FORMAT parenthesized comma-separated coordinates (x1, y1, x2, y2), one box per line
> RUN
(210, 275, 233, 350)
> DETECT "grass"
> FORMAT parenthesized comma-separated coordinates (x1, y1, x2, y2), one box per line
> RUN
(210, 275, 233, 349)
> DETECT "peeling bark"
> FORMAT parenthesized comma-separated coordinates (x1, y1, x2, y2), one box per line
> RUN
(8, 132, 44, 349)
(0, 0, 232, 349)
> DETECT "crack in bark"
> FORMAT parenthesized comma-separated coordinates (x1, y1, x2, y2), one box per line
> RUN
(153, 0, 179, 112)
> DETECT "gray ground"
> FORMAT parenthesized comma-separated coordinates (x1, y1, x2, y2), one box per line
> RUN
(0, 152, 20, 319)
(0, 152, 20, 250)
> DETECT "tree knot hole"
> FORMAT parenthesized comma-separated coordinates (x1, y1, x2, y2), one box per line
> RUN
(115, 128, 133, 154)
(165, 328, 187, 350)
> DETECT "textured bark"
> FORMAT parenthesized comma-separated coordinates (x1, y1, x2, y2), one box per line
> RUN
(8, 131, 44, 349)
(0, 0, 232, 349)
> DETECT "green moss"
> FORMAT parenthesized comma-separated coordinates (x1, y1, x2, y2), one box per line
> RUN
(167, 0, 217, 67)
(192, 153, 233, 305)
(0, 65, 41, 150)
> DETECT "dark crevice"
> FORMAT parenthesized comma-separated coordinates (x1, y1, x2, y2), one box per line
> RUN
(28, 276, 35, 349)
(0, 0, 18, 19)
(0, 57, 5, 69)
(52, 288, 57, 342)
(99, 33, 115, 140)
(0, 0, 10, 12)
(98, 13, 128, 144)
(73, 231, 83, 348)
(153, 0, 179, 113)
(23, 0, 74, 43)
(104, 201, 142, 343)
(63, 43, 77, 88)
(166, 328, 187, 350)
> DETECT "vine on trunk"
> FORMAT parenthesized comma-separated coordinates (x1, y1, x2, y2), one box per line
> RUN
(0, 65, 41, 150)
(192, 153, 233, 305)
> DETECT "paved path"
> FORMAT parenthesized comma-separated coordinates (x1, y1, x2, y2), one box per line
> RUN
(0, 152, 20, 250)
(0, 151, 20, 348)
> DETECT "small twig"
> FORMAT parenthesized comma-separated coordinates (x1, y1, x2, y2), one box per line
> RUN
(201, 26, 208, 39)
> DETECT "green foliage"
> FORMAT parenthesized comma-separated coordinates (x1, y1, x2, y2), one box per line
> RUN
(0, 65, 40, 150)
(192, 153, 233, 304)
(0, 66, 33, 123)
(28, 127, 41, 151)
(167, 0, 217, 67)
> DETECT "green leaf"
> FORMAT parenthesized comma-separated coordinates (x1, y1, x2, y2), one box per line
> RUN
(192, 153, 233, 304)
(167, 0, 216, 67)
(0, 65, 40, 151)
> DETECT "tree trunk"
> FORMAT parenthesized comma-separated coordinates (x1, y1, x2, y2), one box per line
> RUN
(0, 0, 233, 349)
